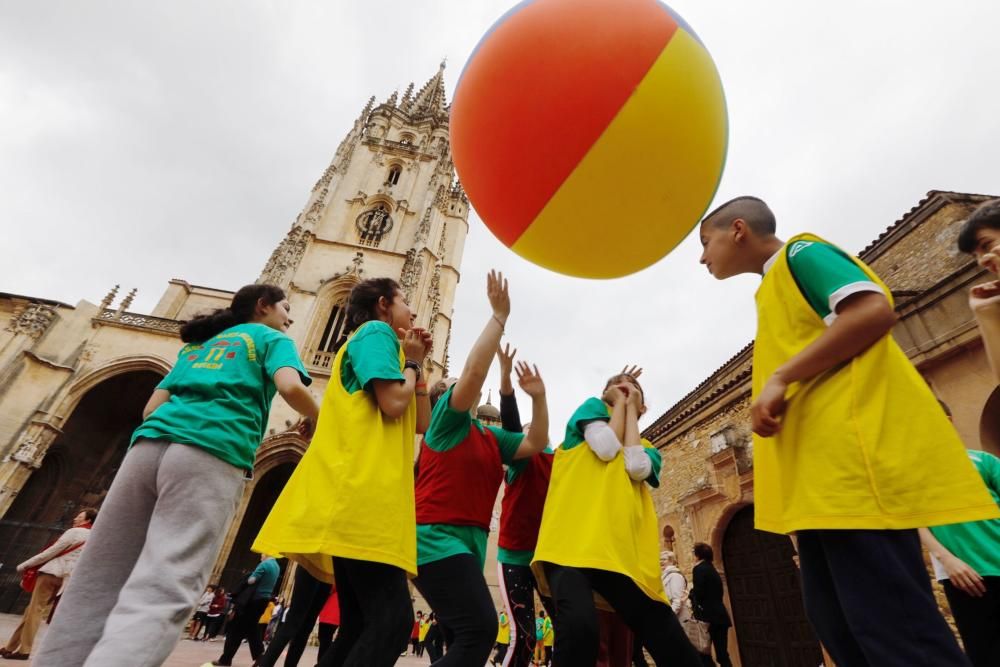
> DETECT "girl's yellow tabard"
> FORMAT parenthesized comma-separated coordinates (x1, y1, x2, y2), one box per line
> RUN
(753, 233, 999, 533)
(532, 435, 667, 605)
(252, 323, 417, 581)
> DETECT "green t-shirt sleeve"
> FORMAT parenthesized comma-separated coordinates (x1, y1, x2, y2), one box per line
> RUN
(786, 240, 882, 321)
(156, 347, 191, 391)
(262, 331, 312, 386)
(644, 443, 662, 488)
(487, 426, 526, 465)
(424, 386, 473, 452)
(562, 397, 610, 450)
(346, 321, 404, 391)
(974, 451, 1000, 496)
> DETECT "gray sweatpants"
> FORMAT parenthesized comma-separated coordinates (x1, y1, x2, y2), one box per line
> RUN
(33, 439, 246, 667)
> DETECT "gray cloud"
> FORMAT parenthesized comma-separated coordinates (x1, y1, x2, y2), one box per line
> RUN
(3, 1, 998, 439)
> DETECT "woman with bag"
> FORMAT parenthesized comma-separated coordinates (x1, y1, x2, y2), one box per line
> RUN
(1, 507, 96, 660)
(660, 551, 711, 662)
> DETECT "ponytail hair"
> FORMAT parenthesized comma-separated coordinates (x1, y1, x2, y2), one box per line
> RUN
(345, 278, 402, 334)
(180, 284, 286, 343)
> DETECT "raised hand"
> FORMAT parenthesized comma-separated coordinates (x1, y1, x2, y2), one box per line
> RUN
(602, 384, 628, 407)
(970, 280, 1000, 310)
(487, 270, 510, 325)
(515, 361, 545, 397)
(400, 328, 430, 363)
(620, 365, 643, 380)
(497, 343, 517, 376)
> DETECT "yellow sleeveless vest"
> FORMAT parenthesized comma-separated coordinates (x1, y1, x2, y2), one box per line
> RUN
(753, 233, 999, 533)
(532, 437, 667, 605)
(252, 322, 417, 581)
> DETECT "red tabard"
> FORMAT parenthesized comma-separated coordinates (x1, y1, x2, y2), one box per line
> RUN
(498, 451, 554, 552)
(415, 425, 504, 529)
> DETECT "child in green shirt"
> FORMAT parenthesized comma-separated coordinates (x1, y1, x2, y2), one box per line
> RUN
(34, 284, 319, 667)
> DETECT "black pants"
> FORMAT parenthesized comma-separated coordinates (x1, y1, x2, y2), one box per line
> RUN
(219, 597, 270, 664)
(258, 565, 332, 667)
(424, 624, 444, 661)
(493, 642, 508, 664)
(544, 564, 701, 667)
(317, 557, 413, 667)
(705, 624, 731, 667)
(414, 553, 498, 667)
(943, 576, 1000, 667)
(204, 613, 224, 639)
(498, 562, 556, 667)
(797, 528, 970, 667)
(631, 632, 649, 666)
(318, 622, 338, 659)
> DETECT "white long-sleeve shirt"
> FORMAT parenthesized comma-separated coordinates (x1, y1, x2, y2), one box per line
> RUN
(18, 526, 90, 580)
(583, 421, 653, 481)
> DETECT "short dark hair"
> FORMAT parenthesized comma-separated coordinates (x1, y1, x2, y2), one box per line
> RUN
(957, 199, 1000, 254)
(78, 507, 98, 523)
(702, 196, 776, 236)
(693, 542, 714, 562)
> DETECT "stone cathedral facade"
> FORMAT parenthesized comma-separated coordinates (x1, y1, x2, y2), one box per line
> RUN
(0, 64, 471, 612)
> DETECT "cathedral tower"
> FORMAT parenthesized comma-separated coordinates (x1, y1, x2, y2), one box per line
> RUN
(258, 62, 469, 382)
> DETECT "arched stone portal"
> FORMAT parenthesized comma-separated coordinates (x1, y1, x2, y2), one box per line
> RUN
(722, 506, 823, 667)
(0, 370, 162, 613)
(217, 462, 295, 592)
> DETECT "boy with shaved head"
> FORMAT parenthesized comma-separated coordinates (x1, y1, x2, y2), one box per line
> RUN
(698, 196, 998, 666)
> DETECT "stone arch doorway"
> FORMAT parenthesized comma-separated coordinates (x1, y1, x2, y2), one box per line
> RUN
(980, 386, 1000, 456)
(217, 462, 295, 593)
(0, 370, 162, 613)
(722, 505, 823, 667)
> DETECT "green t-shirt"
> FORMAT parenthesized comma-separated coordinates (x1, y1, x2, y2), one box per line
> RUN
(417, 386, 524, 568)
(132, 323, 310, 470)
(340, 320, 405, 393)
(562, 397, 662, 487)
(251, 557, 281, 599)
(782, 239, 882, 324)
(929, 450, 1000, 577)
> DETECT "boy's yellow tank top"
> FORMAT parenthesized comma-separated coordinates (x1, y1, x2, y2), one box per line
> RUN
(531, 438, 667, 605)
(252, 323, 417, 581)
(753, 233, 999, 534)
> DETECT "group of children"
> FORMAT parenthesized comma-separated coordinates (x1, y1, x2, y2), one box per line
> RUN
(21, 195, 1000, 667)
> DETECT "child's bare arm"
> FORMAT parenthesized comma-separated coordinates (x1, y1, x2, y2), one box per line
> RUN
(142, 389, 171, 419)
(752, 292, 897, 436)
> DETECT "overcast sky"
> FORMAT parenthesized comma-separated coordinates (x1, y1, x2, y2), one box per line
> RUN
(3, 1, 999, 438)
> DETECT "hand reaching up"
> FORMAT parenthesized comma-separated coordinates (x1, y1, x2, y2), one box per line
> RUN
(487, 270, 510, 326)
(515, 361, 545, 398)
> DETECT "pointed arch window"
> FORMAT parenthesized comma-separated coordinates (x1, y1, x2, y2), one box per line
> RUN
(386, 164, 402, 186)
(357, 204, 393, 248)
(318, 301, 349, 354)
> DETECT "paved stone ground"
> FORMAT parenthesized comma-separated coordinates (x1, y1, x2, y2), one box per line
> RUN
(0, 613, 434, 666)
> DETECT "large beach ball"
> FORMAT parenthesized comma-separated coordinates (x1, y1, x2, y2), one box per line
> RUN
(450, 0, 728, 279)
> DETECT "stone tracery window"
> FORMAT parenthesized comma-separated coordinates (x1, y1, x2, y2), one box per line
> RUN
(318, 302, 349, 354)
(386, 165, 402, 186)
(357, 204, 392, 248)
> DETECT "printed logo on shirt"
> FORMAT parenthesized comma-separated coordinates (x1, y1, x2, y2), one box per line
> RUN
(789, 241, 814, 258)
(182, 332, 258, 371)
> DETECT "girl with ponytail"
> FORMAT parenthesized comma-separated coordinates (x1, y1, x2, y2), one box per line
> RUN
(36, 284, 320, 667)
(254, 277, 433, 667)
